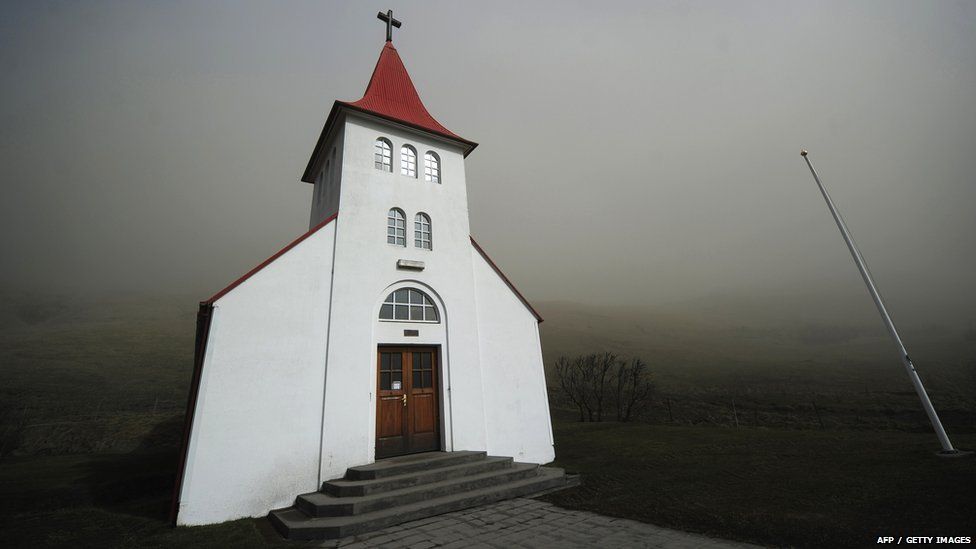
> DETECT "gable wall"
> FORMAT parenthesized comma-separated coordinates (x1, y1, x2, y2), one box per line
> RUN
(472, 250, 555, 464)
(176, 222, 336, 525)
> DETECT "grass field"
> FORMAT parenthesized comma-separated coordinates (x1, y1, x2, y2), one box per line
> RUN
(1, 292, 973, 548)
(541, 418, 976, 548)
(0, 451, 283, 549)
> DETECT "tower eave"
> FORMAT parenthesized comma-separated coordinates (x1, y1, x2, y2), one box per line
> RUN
(301, 102, 478, 184)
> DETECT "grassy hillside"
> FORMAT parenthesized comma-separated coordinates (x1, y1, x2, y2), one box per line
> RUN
(0, 293, 196, 457)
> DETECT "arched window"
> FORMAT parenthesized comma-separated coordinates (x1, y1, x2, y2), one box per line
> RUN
(424, 152, 440, 183)
(374, 138, 392, 172)
(400, 145, 417, 177)
(387, 208, 406, 246)
(379, 288, 440, 322)
(414, 213, 431, 250)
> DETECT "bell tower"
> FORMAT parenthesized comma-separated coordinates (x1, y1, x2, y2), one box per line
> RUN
(301, 12, 493, 482)
(302, 10, 477, 230)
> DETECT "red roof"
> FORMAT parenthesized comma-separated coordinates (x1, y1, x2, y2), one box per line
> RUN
(342, 42, 467, 142)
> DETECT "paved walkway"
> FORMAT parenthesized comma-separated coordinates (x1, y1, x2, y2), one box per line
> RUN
(317, 498, 763, 548)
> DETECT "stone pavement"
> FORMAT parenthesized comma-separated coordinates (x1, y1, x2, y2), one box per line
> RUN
(316, 498, 764, 548)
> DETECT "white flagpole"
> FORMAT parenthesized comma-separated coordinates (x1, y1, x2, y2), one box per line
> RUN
(799, 149, 959, 454)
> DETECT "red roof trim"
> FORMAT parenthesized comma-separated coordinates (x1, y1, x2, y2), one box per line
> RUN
(204, 214, 338, 304)
(470, 236, 544, 323)
(340, 102, 479, 153)
(302, 102, 478, 184)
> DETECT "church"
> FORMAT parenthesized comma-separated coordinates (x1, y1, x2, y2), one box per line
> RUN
(171, 11, 566, 534)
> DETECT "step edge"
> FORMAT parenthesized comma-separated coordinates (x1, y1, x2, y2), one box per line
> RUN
(346, 451, 488, 479)
(300, 463, 542, 516)
(323, 456, 514, 495)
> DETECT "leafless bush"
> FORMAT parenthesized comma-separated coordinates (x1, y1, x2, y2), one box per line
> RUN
(555, 353, 653, 422)
(614, 357, 653, 422)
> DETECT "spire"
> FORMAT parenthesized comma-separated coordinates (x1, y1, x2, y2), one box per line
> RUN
(340, 42, 469, 143)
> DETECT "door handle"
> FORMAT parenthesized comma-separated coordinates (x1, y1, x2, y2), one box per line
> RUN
(402, 394, 407, 407)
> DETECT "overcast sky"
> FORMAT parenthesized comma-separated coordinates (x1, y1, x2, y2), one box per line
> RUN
(2, 1, 974, 326)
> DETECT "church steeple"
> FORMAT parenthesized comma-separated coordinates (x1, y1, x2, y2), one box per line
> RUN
(302, 17, 477, 184)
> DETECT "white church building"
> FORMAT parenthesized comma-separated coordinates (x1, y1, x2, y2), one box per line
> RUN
(171, 17, 556, 528)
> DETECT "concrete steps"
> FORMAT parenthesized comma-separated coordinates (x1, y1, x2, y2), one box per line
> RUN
(269, 451, 579, 540)
(344, 450, 488, 480)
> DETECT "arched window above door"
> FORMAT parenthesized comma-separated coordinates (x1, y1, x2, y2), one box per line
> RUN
(379, 288, 439, 322)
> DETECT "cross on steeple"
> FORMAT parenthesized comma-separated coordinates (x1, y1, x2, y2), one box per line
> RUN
(377, 10, 402, 42)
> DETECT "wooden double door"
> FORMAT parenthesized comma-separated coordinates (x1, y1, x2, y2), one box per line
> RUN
(375, 346, 440, 458)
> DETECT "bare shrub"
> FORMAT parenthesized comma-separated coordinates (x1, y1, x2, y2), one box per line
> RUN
(614, 357, 653, 422)
(554, 353, 653, 422)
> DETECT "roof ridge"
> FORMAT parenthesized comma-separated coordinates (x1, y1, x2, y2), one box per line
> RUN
(204, 214, 338, 304)
(470, 236, 544, 323)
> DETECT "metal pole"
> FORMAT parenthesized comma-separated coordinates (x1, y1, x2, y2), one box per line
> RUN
(800, 149, 957, 453)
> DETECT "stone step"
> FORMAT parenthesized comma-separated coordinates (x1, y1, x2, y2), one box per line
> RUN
(344, 450, 487, 481)
(322, 455, 512, 497)
(270, 467, 577, 541)
(298, 462, 541, 517)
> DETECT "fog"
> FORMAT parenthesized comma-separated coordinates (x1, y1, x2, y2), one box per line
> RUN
(2, 1, 974, 328)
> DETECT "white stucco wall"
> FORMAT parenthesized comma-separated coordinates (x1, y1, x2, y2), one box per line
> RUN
(472, 250, 555, 465)
(176, 222, 336, 526)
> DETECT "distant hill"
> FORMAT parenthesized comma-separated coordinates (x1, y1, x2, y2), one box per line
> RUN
(536, 298, 975, 430)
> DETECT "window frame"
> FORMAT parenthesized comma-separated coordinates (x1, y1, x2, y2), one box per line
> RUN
(378, 288, 440, 323)
(400, 145, 418, 178)
(387, 208, 406, 247)
(414, 212, 432, 250)
(374, 138, 393, 172)
(424, 151, 440, 183)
